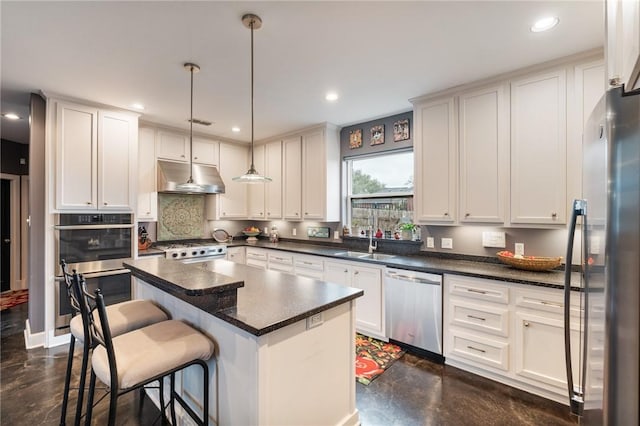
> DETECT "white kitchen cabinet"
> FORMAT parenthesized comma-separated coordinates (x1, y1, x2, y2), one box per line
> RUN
(245, 247, 268, 270)
(300, 127, 340, 221)
(293, 255, 324, 280)
(510, 69, 567, 225)
(226, 246, 245, 264)
(156, 131, 188, 162)
(607, 0, 640, 91)
(55, 101, 137, 211)
(247, 144, 266, 219)
(412, 96, 457, 224)
(215, 142, 248, 219)
(325, 260, 385, 340)
(247, 141, 283, 220)
(283, 136, 302, 220)
(267, 251, 294, 274)
(137, 127, 158, 221)
(192, 138, 219, 166)
(458, 84, 508, 224)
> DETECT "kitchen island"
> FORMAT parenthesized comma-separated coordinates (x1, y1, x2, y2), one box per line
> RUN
(124, 258, 364, 426)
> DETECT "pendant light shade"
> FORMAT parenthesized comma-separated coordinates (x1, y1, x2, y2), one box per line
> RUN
(175, 63, 206, 192)
(233, 13, 272, 184)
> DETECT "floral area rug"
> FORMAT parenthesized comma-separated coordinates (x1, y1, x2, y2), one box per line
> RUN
(0, 289, 28, 311)
(355, 333, 405, 385)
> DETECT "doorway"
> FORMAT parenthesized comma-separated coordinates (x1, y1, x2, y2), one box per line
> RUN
(0, 174, 21, 292)
(1, 178, 10, 291)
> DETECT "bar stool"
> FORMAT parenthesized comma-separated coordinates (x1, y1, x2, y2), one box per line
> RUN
(59, 261, 169, 426)
(71, 273, 214, 426)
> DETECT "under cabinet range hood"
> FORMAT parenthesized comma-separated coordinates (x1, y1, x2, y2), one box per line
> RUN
(157, 160, 225, 194)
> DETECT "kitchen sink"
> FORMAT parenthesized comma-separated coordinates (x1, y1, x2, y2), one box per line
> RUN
(335, 251, 396, 261)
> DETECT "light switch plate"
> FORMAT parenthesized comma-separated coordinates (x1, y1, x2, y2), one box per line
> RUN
(441, 238, 453, 249)
(515, 243, 525, 256)
(482, 231, 506, 248)
(426, 237, 435, 248)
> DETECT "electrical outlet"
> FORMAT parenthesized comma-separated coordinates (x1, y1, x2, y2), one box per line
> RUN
(441, 238, 453, 249)
(292, 228, 297, 236)
(590, 236, 601, 255)
(426, 237, 435, 248)
(515, 243, 525, 256)
(306, 313, 323, 329)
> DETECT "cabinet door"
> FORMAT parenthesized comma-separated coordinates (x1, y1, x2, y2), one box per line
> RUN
(459, 85, 508, 223)
(514, 311, 581, 390)
(192, 138, 218, 166)
(98, 110, 136, 211)
(607, 0, 640, 91)
(265, 141, 283, 219)
(351, 265, 384, 337)
(157, 131, 188, 161)
(413, 97, 457, 224)
(510, 69, 567, 224)
(56, 102, 98, 210)
(324, 261, 350, 287)
(218, 143, 248, 219)
(301, 130, 325, 220)
(283, 136, 302, 220)
(247, 144, 266, 219)
(137, 127, 157, 220)
(226, 247, 245, 264)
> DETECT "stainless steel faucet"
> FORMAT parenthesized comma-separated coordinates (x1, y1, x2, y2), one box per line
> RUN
(368, 225, 377, 253)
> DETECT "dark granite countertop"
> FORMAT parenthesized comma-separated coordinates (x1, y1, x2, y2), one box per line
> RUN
(234, 240, 582, 290)
(125, 257, 364, 336)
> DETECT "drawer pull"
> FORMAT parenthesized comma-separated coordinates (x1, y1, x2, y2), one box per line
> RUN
(467, 288, 487, 295)
(540, 300, 562, 308)
(467, 315, 486, 321)
(467, 345, 486, 353)
(524, 322, 530, 327)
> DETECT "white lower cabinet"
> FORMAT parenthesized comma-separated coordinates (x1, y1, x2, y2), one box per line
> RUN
(225, 247, 245, 264)
(293, 255, 325, 280)
(245, 247, 268, 270)
(444, 274, 583, 405)
(267, 252, 294, 274)
(325, 260, 385, 340)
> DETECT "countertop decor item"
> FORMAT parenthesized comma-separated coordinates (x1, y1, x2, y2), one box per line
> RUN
(496, 250, 562, 271)
(212, 228, 231, 243)
(232, 13, 272, 184)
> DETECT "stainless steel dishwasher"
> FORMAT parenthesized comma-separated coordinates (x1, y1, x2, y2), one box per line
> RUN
(385, 267, 443, 357)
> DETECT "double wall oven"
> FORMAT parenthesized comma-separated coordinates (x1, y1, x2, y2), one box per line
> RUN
(54, 213, 134, 335)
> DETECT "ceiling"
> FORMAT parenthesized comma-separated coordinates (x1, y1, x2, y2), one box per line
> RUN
(1, 1, 604, 145)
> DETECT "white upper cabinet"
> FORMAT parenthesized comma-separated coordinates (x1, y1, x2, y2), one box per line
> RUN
(458, 84, 508, 224)
(54, 100, 137, 212)
(283, 136, 302, 220)
(192, 138, 219, 166)
(216, 142, 248, 219)
(137, 127, 157, 221)
(156, 131, 188, 161)
(265, 141, 283, 219)
(510, 69, 567, 225)
(607, 0, 640, 91)
(413, 97, 457, 224)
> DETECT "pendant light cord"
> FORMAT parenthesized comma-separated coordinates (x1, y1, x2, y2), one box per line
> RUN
(188, 65, 194, 183)
(250, 18, 255, 170)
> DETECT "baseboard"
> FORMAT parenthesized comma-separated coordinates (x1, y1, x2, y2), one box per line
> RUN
(23, 319, 45, 349)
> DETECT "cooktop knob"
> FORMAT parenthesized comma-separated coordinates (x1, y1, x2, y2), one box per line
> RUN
(171, 253, 178, 258)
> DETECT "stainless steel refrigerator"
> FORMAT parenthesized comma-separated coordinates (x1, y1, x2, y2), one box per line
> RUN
(564, 86, 639, 425)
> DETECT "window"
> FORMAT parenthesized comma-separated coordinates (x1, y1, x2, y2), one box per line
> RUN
(346, 150, 413, 236)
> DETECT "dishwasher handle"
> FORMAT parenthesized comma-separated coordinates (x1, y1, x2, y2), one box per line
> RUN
(385, 270, 441, 286)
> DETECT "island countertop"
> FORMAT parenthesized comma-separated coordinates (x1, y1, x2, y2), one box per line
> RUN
(125, 257, 364, 336)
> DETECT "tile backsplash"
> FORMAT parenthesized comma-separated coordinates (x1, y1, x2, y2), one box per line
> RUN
(157, 194, 205, 240)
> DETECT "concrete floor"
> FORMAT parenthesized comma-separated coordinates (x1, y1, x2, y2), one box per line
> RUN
(1, 303, 577, 425)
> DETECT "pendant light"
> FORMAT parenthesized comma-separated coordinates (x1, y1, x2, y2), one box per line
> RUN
(175, 62, 204, 192)
(233, 13, 272, 183)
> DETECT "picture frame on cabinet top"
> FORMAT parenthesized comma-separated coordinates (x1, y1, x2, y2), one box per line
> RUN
(370, 125, 385, 145)
(393, 118, 410, 142)
(349, 128, 363, 149)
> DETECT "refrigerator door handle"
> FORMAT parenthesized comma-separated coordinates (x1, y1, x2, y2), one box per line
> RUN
(564, 199, 586, 416)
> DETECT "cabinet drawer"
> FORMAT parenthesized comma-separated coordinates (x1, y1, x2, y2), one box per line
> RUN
(513, 287, 583, 318)
(294, 257, 323, 271)
(268, 253, 293, 265)
(246, 249, 268, 261)
(448, 329, 509, 371)
(446, 275, 509, 304)
(449, 298, 509, 337)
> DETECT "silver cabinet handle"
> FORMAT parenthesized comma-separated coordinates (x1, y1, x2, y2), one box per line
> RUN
(467, 315, 486, 321)
(467, 288, 487, 295)
(540, 300, 563, 308)
(467, 345, 486, 353)
(86, 201, 92, 205)
(54, 224, 134, 230)
(524, 322, 530, 327)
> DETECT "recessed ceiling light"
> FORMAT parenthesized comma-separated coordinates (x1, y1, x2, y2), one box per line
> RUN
(2, 112, 21, 120)
(325, 92, 339, 102)
(530, 16, 559, 33)
(130, 103, 145, 110)
(232, 127, 241, 133)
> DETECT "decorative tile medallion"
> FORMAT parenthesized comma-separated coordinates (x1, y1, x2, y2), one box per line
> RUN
(158, 194, 205, 240)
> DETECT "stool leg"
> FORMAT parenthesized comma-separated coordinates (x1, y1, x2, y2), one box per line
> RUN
(158, 379, 166, 424)
(60, 335, 76, 426)
(170, 373, 177, 425)
(202, 362, 209, 426)
(107, 382, 118, 426)
(84, 370, 96, 426)
(74, 339, 90, 426)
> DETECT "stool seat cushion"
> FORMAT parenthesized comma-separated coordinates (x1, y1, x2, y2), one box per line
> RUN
(69, 299, 168, 343)
(91, 320, 215, 390)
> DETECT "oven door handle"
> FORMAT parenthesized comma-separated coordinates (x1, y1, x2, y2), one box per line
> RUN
(54, 224, 135, 230)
